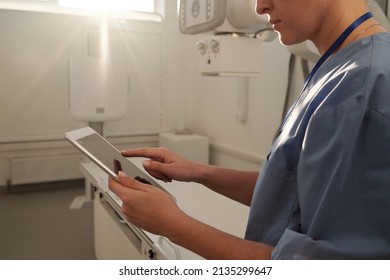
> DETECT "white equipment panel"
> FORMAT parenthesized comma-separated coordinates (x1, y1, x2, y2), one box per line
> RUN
(69, 56, 129, 122)
(197, 35, 262, 76)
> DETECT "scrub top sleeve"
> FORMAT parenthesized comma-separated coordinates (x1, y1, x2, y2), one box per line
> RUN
(297, 98, 365, 225)
(295, 97, 390, 258)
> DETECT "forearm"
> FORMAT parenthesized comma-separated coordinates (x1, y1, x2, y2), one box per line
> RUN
(123, 147, 258, 205)
(167, 212, 272, 260)
(192, 164, 258, 206)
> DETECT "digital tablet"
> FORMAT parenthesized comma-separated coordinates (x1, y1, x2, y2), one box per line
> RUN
(65, 127, 164, 191)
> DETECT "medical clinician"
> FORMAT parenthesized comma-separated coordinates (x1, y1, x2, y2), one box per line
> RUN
(109, 0, 390, 259)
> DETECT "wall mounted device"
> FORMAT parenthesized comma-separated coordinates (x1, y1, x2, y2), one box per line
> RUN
(197, 35, 262, 76)
(178, 0, 273, 76)
(178, 0, 226, 34)
(69, 56, 130, 123)
(178, 0, 275, 123)
(178, 0, 272, 35)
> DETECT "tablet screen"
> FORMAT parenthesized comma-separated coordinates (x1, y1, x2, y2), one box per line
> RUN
(75, 133, 124, 177)
(70, 130, 154, 186)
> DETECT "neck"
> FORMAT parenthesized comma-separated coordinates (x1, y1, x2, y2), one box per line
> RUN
(312, 3, 380, 55)
(340, 19, 386, 48)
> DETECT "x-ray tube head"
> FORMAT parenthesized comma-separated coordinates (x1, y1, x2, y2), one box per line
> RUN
(178, 0, 226, 34)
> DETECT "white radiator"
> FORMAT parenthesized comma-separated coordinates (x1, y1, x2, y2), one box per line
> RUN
(10, 154, 84, 185)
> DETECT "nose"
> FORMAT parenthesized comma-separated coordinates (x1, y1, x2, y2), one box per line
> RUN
(256, 0, 271, 15)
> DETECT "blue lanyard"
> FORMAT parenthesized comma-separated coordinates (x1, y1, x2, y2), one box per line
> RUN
(276, 11, 373, 138)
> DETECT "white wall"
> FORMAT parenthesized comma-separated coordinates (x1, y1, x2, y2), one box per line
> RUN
(0, 10, 164, 141)
(160, 0, 187, 132)
(0, 9, 165, 186)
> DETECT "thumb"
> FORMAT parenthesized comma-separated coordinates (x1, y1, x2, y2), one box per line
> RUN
(142, 159, 165, 172)
(142, 160, 172, 182)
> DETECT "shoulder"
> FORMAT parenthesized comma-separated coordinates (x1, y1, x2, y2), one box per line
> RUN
(312, 33, 390, 119)
(319, 32, 390, 81)
(364, 33, 390, 120)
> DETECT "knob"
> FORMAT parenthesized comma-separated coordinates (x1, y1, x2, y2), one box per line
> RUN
(210, 39, 219, 53)
(148, 249, 156, 259)
(196, 41, 207, 55)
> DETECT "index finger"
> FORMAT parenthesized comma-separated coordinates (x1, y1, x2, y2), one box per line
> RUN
(108, 175, 128, 198)
(108, 171, 150, 194)
(121, 147, 166, 162)
(108, 174, 139, 197)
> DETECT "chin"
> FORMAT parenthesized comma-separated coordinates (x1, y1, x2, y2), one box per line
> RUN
(278, 38, 295, 46)
(278, 34, 305, 46)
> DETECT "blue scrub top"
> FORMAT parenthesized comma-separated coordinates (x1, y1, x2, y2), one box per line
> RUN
(245, 33, 390, 259)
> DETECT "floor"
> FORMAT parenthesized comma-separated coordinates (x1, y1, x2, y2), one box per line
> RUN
(0, 180, 96, 260)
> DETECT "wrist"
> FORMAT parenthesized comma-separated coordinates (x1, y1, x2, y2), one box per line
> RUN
(190, 162, 213, 185)
(164, 211, 198, 245)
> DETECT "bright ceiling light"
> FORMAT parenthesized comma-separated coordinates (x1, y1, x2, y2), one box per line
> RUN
(58, 0, 154, 13)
